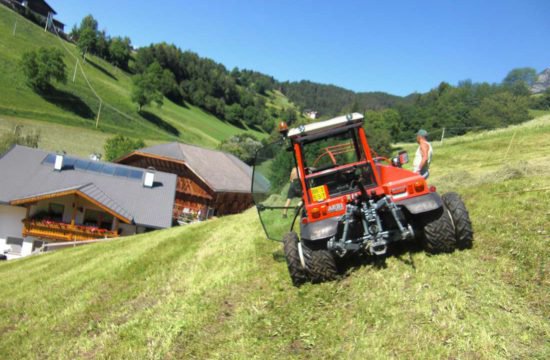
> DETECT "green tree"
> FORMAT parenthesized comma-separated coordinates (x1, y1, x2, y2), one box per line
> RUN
(470, 92, 530, 128)
(76, 15, 99, 57)
(282, 108, 297, 124)
(503, 67, 537, 87)
(131, 62, 164, 111)
(20, 47, 67, 91)
(108, 37, 131, 69)
(78, 27, 97, 58)
(0, 125, 41, 155)
(218, 134, 262, 165)
(531, 88, 550, 110)
(503, 67, 537, 96)
(225, 103, 244, 124)
(103, 135, 145, 161)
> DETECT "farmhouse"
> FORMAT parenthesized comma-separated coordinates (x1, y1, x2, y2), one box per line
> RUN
(0, 145, 176, 259)
(115, 142, 256, 221)
(1, 0, 65, 32)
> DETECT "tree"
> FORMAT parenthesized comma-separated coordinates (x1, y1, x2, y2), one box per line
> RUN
(108, 37, 131, 69)
(531, 88, 550, 110)
(75, 15, 99, 57)
(131, 62, 164, 111)
(77, 27, 97, 58)
(503, 67, 538, 87)
(470, 92, 530, 128)
(0, 125, 40, 155)
(218, 134, 262, 165)
(282, 108, 297, 124)
(503, 67, 537, 96)
(20, 47, 67, 91)
(225, 103, 244, 124)
(103, 135, 145, 161)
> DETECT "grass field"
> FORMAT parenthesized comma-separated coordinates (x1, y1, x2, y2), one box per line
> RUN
(0, 114, 548, 359)
(0, 5, 265, 150)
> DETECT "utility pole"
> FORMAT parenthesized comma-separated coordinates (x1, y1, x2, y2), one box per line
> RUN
(440, 127, 446, 145)
(44, 12, 50, 32)
(95, 101, 102, 128)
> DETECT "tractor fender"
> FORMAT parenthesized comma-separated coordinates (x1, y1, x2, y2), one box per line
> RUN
(395, 192, 443, 214)
(300, 217, 340, 241)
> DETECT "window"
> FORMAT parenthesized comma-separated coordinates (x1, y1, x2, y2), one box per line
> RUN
(48, 203, 65, 221)
(83, 209, 114, 229)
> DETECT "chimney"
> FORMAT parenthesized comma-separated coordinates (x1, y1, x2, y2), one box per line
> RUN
(143, 167, 155, 188)
(54, 152, 65, 171)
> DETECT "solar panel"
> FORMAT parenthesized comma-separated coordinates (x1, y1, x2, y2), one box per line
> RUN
(41, 154, 144, 181)
(64, 157, 76, 167)
(43, 154, 56, 164)
(101, 165, 116, 175)
(114, 167, 130, 177)
(88, 161, 103, 172)
(129, 169, 143, 180)
(74, 159, 89, 170)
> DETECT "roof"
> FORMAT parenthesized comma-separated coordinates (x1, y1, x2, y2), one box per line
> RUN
(288, 112, 364, 138)
(123, 142, 255, 193)
(0, 146, 177, 229)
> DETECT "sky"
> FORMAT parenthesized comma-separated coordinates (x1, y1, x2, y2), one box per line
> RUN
(49, 0, 550, 96)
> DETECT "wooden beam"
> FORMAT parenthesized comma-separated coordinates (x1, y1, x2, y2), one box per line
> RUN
(71, 195, 77, 227)
(11, 190, 132, 224)
(10, 189, 79, 205)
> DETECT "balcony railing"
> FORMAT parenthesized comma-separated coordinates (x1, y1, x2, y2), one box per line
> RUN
(22, 219, 118, 242)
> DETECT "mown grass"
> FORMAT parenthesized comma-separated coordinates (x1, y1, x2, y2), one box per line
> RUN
(0, 5, 265, 149)
(0, 115, 548, 358)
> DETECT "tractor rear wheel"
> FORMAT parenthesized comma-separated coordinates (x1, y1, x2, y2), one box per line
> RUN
(310, 249, 338, 283)
(442, 192, 474, 249)
(283, 232, 310, 287)
(422, 205, 456, 254)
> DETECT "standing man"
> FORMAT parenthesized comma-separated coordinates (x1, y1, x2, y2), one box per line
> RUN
(283, 167, 302, 218)
(413, 129, 433, 179)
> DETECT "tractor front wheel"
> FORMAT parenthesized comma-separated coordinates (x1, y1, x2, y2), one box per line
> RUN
(309, 249, 338, 283)
(442, 192, 474, 249)
(283, 232, 310, 287)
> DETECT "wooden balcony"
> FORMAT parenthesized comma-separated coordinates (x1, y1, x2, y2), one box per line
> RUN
(22, 219, 118, 242)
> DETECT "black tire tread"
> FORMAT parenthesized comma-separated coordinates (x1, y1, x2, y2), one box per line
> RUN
(283, 232, 309, 286)
(310, 249, 338, 283)
(442, 192, 474, 249)
(423, 206, 456, 254)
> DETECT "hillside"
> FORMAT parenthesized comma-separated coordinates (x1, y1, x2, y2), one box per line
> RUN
(280, 80, 406, 118)
(0, 5, 266, 152)
(0, 115, 548, 358)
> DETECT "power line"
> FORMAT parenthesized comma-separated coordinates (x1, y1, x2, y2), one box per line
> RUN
(49, 23, 144, 129)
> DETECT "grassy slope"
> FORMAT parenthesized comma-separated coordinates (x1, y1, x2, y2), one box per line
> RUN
(0, 116, 548, 359)
(0, 5, 265, 153)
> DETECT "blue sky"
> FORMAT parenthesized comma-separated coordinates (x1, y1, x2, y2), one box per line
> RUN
(50, 0, 550, 96)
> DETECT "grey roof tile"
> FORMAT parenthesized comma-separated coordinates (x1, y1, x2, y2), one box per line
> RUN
(139, 142, 254, 193)
(0, 146, 176, 228)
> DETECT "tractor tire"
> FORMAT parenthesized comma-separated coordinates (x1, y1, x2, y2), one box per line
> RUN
(283, 232, 310, 287)
(422, 205, 456, 254)
(309, 249, 338, 283)
(442, 192, 474, 250)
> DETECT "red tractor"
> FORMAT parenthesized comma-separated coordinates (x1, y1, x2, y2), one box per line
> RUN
(252, 113, 473, 286)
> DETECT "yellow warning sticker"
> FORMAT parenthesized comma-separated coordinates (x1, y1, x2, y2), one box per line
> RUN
(310, 185, 328, 202)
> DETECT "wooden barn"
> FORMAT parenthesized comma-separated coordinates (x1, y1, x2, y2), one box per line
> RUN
(116, 142, 257, 222)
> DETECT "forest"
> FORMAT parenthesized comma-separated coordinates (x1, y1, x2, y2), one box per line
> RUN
(66, 14, 545, 155)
